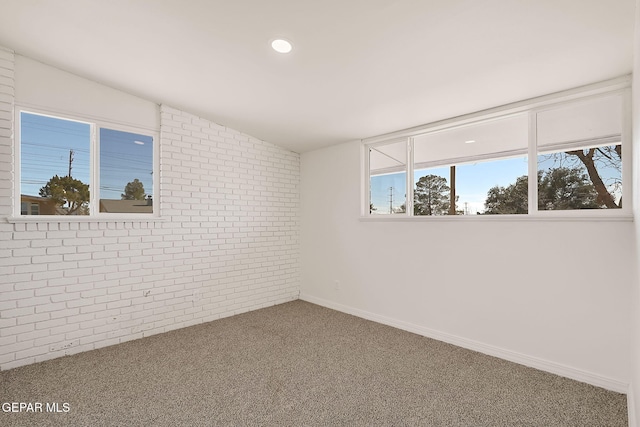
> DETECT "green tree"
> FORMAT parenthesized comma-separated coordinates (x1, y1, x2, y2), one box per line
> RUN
(414, 174, 450, 216)
(39, 175, 90, 215)
(484, 167, 600, 213)
(122, 179, 145, 200)
(484, 174, 529, 214)
(538, 166, 599, 210)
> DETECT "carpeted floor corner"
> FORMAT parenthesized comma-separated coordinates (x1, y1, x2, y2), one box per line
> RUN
(0, 300, 628, 426)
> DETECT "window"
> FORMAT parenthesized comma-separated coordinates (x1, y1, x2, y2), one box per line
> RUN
(20, 201, 40, 215)
(363, 83, 629, 218)
(368, 139, 407, 215)
(18, 111, 156, 217)
(535, 94, 623, 211)
(412, 114, 528, 215)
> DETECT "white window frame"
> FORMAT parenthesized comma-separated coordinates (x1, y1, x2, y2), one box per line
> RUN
(362, 76, 632, 220)
(363, 136, 411, 216)
(13, 106, 160, 221)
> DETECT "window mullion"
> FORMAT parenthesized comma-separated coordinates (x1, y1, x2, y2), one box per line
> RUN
(91, 124, 99, 215)
(363, 144, 371, 216)
(621, 89, 632, 212)
(406, 138, 414, 216)
(14, 111, 22, 217)
(528, 111, 538, 215)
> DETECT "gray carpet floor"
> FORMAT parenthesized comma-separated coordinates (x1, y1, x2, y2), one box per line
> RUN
(0, 300, 628, 426)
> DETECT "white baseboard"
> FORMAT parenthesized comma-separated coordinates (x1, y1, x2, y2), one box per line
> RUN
(299, 293, 629, 394)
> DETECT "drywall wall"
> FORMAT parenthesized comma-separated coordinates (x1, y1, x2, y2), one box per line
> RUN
(0, 48, 300, 370)
(300, 139, 633, 392)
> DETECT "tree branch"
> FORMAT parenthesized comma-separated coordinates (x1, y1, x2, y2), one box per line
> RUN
(565, 149, 618, 208)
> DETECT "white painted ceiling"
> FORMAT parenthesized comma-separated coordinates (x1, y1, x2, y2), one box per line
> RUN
(0, 0, 635, 153)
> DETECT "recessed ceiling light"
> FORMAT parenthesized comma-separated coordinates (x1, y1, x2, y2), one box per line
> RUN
(133, 141, 145, 145)
(271, 39, 293, 54)
(464, 140, 476, 144)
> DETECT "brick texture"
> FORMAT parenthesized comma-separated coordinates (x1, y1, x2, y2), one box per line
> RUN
(0, 50, 300, 370)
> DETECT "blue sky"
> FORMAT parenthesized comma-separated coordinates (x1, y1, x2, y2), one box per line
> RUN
(20, 112, 153, 200)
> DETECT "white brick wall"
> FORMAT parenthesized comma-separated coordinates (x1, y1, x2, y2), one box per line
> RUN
(0, 49, 300, 370)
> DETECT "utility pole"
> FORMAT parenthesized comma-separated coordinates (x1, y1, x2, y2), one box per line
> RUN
(449, 165, 456, 215)
(68, 149, 74, 177)
(389, 186, 393, 214)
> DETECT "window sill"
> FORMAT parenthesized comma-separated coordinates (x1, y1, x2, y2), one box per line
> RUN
(360, 213, 634, 222)
(6, 215, 165, 224)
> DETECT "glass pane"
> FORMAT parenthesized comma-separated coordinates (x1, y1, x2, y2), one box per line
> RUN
(369, 141, 406, 214)
(20, 112, 91, 215)
(414, 157, 528, 216)
(99, 128, 154, 213)
(537, 144, 622, 210)
(462, 156, 528, 215)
